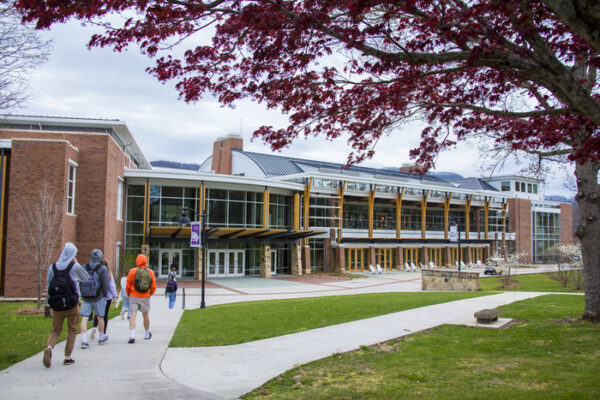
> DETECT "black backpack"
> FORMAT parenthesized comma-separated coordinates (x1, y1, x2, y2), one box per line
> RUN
(47, 261, 79, 311)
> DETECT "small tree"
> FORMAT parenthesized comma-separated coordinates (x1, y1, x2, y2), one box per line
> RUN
(500, 251, 529, 287)
(550, 243, 582, 287)
(18, 183, 62, 309)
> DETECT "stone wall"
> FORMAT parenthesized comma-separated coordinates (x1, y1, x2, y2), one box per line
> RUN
(421, 269, 479, 291)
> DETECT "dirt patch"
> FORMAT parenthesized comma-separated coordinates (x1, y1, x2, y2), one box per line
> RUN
(12, 307, 45, 316)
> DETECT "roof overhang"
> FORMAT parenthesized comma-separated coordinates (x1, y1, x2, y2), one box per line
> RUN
(148, 225, 325, 244)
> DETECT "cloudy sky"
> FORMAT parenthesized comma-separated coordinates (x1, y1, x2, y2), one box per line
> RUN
(18, 20, 574, 197)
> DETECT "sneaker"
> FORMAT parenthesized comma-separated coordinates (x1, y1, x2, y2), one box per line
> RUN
(120, 312, 124, 320)
(89, 328, 96, 340)
(81, 341, 90, 349)
(98, 335, 109, 345)
(43, 346, 52, 368)
(144, 332, 152, 340)
(128, 338, 135, 344)
(63, 358, 75, 365)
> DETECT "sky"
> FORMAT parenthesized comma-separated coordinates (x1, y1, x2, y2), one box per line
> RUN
(17, 20, 575, 198)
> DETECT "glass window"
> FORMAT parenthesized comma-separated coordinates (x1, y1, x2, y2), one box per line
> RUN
(533, 184, 538, 194)
(528, 183, 533, 193)
(67, 163, 76, 214)
(501, 181, 510, 191)
(117, 179, 124, 220)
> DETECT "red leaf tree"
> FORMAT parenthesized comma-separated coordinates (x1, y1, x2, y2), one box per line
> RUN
(16, 0, 600, 320)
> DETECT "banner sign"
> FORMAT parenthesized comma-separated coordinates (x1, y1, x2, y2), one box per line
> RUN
(190, 222, 202, 247)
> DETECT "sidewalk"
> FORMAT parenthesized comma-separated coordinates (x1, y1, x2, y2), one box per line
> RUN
(0, 273, 548, 399)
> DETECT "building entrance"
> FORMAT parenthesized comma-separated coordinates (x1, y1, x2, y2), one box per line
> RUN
(159, 249, 182, 278)
(208, 250, 245, 278)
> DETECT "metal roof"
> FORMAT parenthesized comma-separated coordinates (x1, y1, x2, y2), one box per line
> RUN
(235, 149, 447, 184)
(449, 178, 499, 192)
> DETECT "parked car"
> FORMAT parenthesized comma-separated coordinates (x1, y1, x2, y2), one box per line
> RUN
(484, 266, 502, 275)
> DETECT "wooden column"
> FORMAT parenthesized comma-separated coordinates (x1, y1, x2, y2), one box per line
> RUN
(443, 192, 453, 239)
(396, 187, 405, 239)
(465, 195, 472, 240)
(337, 181, 346, 241)
(421, 190, 429, 239)
(484, 197, 491, 240)
(368, 184, 377, 239)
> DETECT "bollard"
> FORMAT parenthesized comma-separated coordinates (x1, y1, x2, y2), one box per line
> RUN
(182, 287, 185, 310)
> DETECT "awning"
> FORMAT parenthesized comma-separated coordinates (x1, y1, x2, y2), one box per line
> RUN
(147, 226, 325, 244)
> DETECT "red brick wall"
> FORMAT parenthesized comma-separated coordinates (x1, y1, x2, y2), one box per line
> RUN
(0, 129, 132, 297)
(3, 139, 78, 297)
(560, 203, 575, 245)
(508, 198, 532, 259)
(211, 136, 243, 175)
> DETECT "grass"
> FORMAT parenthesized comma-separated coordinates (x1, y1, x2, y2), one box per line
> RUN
(0, 302, 120, 371)
(244, 295, 599, 399)
(170, 292, 488, 347)
(480, 272, 584, 292)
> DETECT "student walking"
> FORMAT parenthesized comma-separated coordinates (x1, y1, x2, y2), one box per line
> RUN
(165, 275, 178, 309)
(79, 249, 109, 348)
(43, 242, 89, 368)
(126, 254, 156, 343)
(117, 276, 130, 319)
(89, 258, 118, 340)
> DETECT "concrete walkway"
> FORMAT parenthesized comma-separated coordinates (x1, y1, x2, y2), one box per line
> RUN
(0, 273, 551, 399)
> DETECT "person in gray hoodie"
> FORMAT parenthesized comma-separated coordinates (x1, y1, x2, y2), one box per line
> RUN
(79, 249, 110, 348)
(43, 242, 89, 368)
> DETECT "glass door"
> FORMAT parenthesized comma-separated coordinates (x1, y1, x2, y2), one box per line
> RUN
(159, 249, 182, 278)
(208, 250, 245, 277)
(271, 250, 277, 275)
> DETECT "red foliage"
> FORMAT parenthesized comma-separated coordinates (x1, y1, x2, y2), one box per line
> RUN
(15, 0, 600, 168)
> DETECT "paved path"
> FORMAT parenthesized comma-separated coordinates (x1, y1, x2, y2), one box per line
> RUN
(0, 272, 553, 399)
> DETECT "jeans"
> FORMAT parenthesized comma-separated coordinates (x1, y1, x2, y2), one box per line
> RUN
(168, 291, 177, 309)
(121, 296, 130, 318)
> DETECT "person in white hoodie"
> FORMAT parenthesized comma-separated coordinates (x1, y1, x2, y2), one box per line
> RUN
(43, 242, 89, 368)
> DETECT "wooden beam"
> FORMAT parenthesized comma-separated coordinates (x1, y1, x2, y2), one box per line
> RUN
(421, 190, 429, 239)
(337, 181, 346, 241)
(443, 192, 453, 239)
(396, 187, 405, 239)
(368, 184, 377, 238)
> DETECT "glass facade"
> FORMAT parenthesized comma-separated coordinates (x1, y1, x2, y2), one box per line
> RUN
(532, 211, 561, 262)
(207, 189, 264, 227)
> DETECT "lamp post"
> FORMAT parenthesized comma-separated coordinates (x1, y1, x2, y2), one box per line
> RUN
(450, 218, 462, 271)
(179, 208, 207, 308)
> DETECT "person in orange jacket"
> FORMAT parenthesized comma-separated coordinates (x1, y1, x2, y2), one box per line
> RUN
(125, 254, 156, 343)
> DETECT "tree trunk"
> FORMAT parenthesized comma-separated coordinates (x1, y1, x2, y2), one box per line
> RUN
(37, 263, 42, 309)
(574, 159, 600, 322)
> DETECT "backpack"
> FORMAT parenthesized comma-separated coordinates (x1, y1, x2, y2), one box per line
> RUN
(80, 264, 102, 298)
(166, 279, 176, 293)
(47, 261, 79, 311)
(134, 267, 152, 293)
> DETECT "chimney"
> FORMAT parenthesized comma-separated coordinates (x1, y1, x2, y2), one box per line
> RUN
(211, 134, 243, 175)
(399, 163, 425, 174)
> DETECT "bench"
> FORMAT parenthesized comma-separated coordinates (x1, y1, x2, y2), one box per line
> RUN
(474, 308, 501, 323)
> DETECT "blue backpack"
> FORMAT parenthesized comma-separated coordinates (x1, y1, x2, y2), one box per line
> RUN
(80, 264, 102, 298)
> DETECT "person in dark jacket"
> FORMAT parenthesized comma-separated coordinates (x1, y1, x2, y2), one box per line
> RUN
(165, 274, 178, 309)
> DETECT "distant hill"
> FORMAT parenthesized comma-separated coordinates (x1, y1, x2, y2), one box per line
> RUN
(544, 195, 575, 203)
(150, 160, 201, 171)
(427, 171, 464, 180)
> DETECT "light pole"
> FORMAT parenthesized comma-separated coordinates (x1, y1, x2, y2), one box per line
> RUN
(179, 208, 207, 308)
(450, 218, 462, 271)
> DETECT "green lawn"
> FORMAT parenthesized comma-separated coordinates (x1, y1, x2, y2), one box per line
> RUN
(244, 294, 599, 399)
(170, 292, 488, 347)
(480, 272, 584, 292)
(0, 302, 120, 370)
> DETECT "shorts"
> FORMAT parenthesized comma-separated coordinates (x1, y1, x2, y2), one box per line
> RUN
(129, 296, 151, 313)
(80, 297, 108, 317)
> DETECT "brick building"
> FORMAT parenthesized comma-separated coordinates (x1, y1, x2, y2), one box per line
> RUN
(0, 116, 574, 298)
(0, 116, 149, 297)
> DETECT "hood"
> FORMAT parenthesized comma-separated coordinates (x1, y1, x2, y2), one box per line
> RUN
(136, 254, 148, 268)
(91, 249, 103, 263)
(89, 249, 104, 268)
(56, 242, 77, 268)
